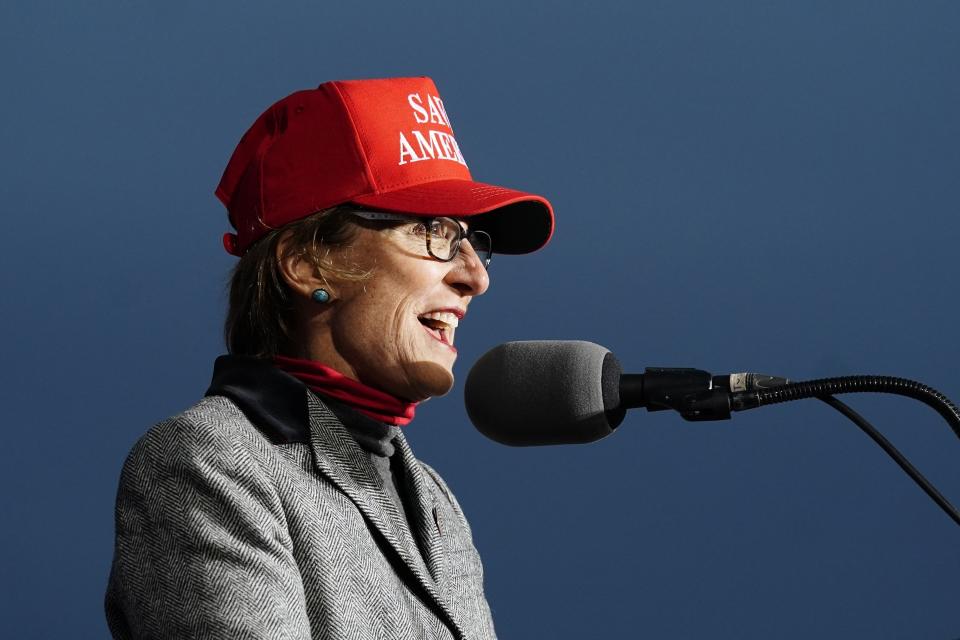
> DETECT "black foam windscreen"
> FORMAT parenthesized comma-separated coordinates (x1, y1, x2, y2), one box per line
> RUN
(464, 341, 623, 446)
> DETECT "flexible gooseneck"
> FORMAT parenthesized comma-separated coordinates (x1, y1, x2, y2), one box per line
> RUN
(731, 376, 960, 438)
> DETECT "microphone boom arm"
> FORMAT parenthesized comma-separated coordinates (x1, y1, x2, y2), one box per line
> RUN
(623, 369, 960, 527)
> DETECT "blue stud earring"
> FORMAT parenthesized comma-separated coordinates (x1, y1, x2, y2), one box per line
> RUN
(311, 288, 331, 304)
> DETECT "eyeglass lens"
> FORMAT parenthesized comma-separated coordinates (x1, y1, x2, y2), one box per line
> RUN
(425, 219, 492, 267)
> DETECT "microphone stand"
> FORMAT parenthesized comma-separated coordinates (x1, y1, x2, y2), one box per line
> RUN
(624, 371, 960, 527)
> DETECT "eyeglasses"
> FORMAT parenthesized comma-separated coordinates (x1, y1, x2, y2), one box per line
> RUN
(350, 210, 493, 268)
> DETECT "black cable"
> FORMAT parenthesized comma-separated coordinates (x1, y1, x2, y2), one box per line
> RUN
(818, 395, 960, 528)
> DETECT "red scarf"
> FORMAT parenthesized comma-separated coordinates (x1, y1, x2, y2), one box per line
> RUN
(274, 356, 417, 426)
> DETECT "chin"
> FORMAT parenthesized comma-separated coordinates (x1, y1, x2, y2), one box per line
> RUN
(398, 361, 455, 401)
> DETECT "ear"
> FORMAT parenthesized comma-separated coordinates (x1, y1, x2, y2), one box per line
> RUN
(276, 231, 330, 300)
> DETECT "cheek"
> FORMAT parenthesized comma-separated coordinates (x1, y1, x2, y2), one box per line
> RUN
(389, 296, 420, 351)
(345, 286, 420, 360)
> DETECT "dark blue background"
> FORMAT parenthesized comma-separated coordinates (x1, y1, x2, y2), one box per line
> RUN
(2, 1, 958, 637)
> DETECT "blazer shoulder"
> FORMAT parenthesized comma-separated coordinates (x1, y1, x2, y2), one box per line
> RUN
(142, 394, 256, 440)
(121, 396, 273, 478)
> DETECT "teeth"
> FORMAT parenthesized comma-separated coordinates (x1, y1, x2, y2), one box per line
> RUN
(442, 325, 456, 346)
(419, 311, 459, 347)
(419, 311, 459, 328)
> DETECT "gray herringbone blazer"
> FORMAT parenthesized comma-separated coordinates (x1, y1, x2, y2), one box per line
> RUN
(105, 389, 496, 639)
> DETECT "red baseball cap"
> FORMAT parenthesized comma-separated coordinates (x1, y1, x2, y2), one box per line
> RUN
(215, 76, 554, 257)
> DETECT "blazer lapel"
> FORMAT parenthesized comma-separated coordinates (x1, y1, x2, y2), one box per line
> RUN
(393, 431, 448, 587)
(305, 394, 465, 638)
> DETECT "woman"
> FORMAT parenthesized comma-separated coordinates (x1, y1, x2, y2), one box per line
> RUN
(104, 76, 553, 640)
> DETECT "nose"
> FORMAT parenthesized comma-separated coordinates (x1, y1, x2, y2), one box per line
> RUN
(445, 239, 490, 296)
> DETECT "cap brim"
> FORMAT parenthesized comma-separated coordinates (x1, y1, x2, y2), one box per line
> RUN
(350, 179, 554, 254)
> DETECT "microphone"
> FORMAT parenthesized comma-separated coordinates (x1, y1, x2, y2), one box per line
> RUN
(464, 341, 622, 446)
(464, 340, 787, 446)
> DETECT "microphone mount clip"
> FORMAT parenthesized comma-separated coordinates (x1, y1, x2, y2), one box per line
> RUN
(620, 368, 732, 422)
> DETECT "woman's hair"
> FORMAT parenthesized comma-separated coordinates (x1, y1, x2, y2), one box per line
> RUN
(224, 206, 367, 358)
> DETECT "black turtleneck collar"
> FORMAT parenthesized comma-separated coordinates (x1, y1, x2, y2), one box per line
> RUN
(205, 355, 399, 457)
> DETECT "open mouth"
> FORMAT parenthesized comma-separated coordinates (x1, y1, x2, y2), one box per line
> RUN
(418, 311, 459, 351)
